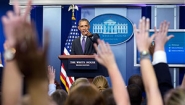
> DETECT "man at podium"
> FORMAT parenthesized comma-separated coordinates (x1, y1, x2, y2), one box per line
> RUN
(71, 18, 100, 55)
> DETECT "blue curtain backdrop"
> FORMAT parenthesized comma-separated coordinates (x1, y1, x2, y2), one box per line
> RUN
(179, 6, 185, 85)
(30, 6, 43, 47)
(61, 5, 81, 53)
(0, 2, 13, 64)
(141, 6, 151, 28)
(60, 5, 81, 90)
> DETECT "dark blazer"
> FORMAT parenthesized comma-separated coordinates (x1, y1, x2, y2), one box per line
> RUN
(153, 63, 173, 98)
(71, 34, 100, 55)
(0, 67, 3, 91)
(0, 67, 3, 72)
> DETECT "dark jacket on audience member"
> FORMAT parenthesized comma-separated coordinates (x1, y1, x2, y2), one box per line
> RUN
(153, 63, 173, 98)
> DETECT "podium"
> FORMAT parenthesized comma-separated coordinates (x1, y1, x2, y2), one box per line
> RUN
(58, 55, 109, 78)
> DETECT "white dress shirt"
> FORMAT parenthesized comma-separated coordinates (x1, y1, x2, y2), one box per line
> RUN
(48, 84, 56, 95)
(152, 50, 167, 65)
(0, 64, 3, 67)
(80, 34, 87, 45)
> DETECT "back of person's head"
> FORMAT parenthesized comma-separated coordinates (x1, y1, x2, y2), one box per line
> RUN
(65, 84, 105, 105)
(70, 78, 90, 91)
(128, 75, 144, 92)
(127, 84, 142, 105)
(22, 94, 57, 105)
(22, 95, 30, 105)
(92, 75, 109, 92)
(164, 87, 185, 105)
(102, 88, 116, 105)
(51, 89, 68, 105)
(54, 80, 62, 89)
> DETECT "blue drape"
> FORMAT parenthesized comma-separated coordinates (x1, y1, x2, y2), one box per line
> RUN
(141, 6, 151, 28)
(61, 5, 81, 53)
(60, 5, 81, 90)
(30, 6, 43, 47)
(0, 3, 13, 64)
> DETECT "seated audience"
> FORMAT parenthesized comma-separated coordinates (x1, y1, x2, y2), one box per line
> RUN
(3, 0, 185, 105)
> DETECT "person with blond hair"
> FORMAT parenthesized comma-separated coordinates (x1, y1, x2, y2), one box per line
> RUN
(65, 84, 105, 105)
(92, 75, 109, 92)
(69, 78, 90, 92)
(164, 87, 185, 105)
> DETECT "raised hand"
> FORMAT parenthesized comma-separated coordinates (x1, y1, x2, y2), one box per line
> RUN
(13, 22, 49, 81)
(1, 0, 32, 49)
(153, 21, 174, 51)
(94, 39, 130, 105)
(134, 17, 155, 52)
(48, 65, 56, 84)
(93, 39, 116, 68)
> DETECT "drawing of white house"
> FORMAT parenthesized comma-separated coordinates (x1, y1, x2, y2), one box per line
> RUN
(93, 19, 128, 34)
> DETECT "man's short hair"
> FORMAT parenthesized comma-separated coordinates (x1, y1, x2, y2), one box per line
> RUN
(102, 88, 116, 105)
(78, 18, 90, 26)
(128, 75, 144, 92)
(127, 84, 142, 105)
(51, 89, 68, 105)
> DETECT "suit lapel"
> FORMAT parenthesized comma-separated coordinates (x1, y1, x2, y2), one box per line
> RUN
(84, 37, 90, 54)
(77, 37, 83, 54)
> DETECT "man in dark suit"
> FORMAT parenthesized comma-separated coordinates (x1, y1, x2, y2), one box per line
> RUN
(153, 63, 173, 98)
(149, 40, 173, 100)
(71, 18, 100, 55)
(0, 53, 3, 92)
(0, 52, 3, 73)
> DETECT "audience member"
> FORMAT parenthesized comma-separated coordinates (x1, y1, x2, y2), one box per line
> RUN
(70, 78, 90, 92)
(134, 17, 173, 105)
(102, 88, 116, 105)
(94, 39, 130, 105)
(128, 75, 144, 92)
(51, 89, 68, 105)
(1, 0, 50, 105)
(48, 65, 56, 95)
(2, 0, 185, 105)
(92, 75, 109, 92)
(127, 84, 142, 105)
(164, 87, 185, 105)
(65, 84, 105, 105)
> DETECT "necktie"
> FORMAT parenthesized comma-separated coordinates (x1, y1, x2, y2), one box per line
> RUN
(82, 36, 85, 52)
